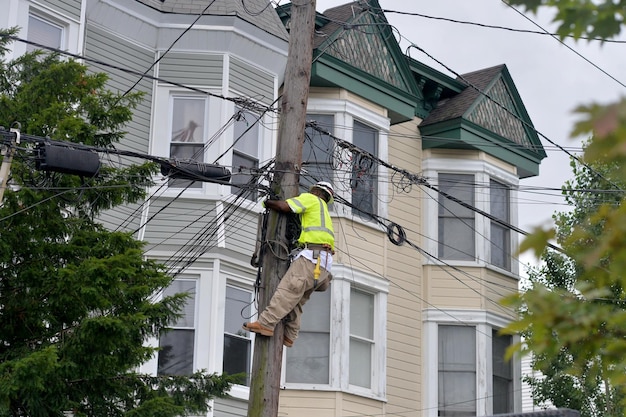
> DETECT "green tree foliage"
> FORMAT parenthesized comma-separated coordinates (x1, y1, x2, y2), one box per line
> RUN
(0, 30, 235, 416)
(500, 2, 626, 413)
(520, 142, 625, 416)
(506, 0, 626, 40)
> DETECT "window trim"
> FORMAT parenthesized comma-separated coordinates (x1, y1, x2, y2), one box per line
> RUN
(423, 309, 521, 417)
(156, 277, 199, 376)
(422, 157, 519, 276)
(282, 264, 388, 400)
(306, 98, 390, 225)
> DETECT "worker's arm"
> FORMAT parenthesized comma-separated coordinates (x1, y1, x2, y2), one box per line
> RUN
(264, 199, 292, 213)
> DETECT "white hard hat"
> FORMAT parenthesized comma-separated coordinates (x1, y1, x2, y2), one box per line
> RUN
(310, 181, 334, 204)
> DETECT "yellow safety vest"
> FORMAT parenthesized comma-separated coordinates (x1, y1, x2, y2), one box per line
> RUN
(286, 192, 335, 250)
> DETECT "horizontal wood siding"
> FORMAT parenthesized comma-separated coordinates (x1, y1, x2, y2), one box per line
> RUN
(485, 268, 518, 319)
(230, 57, 274, 105)
(84, 25, 153, 154)
(213, 397, 248, 417)
(45, 0, 81, 20)
(97, 203, 143, 234)
(425, 265, 489, 309)
(223, 206, 257, 257)
(142, 198, 217, 252)
(385, 118, 423, 415)
(279, 391, 383, 417)
(158, 53, 223, 87)
(335, 220, 385, 276)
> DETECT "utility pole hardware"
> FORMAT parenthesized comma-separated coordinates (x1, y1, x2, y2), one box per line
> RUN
(247, 1, 317, 416)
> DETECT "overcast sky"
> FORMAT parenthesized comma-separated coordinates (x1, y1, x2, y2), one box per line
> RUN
(312, 0, 626, 241)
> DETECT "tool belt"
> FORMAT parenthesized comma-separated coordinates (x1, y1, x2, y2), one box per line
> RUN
(299, 242, 334, 255)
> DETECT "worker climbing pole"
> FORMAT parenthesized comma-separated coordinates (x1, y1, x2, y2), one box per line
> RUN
(246, 1, 318, 417)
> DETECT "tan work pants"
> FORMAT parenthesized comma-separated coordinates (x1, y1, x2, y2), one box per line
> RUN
(258, 256, 332, 341)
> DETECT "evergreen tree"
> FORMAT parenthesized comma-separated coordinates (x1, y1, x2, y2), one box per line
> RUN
(0, 29, 235, 417)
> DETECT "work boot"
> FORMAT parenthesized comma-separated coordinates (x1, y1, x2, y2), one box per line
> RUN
(242, 321, 274, 336)
(283, 336, 294, 348)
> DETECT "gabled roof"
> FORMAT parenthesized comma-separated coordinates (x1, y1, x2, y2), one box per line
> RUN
(420, 64, 547, 178)
(276, 0, 421, 124)
(135, 0, 289, 41)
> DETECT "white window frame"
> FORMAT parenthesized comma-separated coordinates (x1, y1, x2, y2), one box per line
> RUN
(209, 263, 256, 401)
(423, 309, 522, 417)
(282, 265, 388, 400)
(223, 283, 254, 387)
(306, 98, 389, 225)
(422, 157, 519, 276)
(8, 3, 81, 59)
(156, 277, 199, 376)
(151, 88, 274, 205)
(230, 107, 264, 202)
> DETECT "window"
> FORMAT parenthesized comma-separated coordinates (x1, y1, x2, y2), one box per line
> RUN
(158, 279, 196, 376)
(490, 180, 511, 270)
(27, 13, 63, 53)
(424, 310, 520, 416)
(169, 96, 207, 188)
(438, 174, 475, 261)
(285, 289, 331, 384)
(349, 288, 374, 388)
(492, 330, 513, 414)
(284, 268, 387, 399)
(302, 114, 334, 191)
(231, 109, 260, 200)
(351, 120, 378, 218)
(223, 286, 253, 386)
(438, 325, 476, 416)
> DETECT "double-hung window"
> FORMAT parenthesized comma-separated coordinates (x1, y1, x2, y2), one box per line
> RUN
(302, 114, 334, 191)
(158, 279, 197, 376)
(285, 269, 387, 399)
(223, 285, 253, 386)
(169, 96, 208, 188)
(492, 330, 513, 414)
(349, 288, 374, 388)
(27, 13, 63, 53)
(351, 120, 378, 218)
(438, 173, 475, 261)
(285, 290, 331, 384)
(438, 325, 477, 416)
(231, 109, 260, 201)
(425, 310, 518, 416)
(490, 180, 511, 270)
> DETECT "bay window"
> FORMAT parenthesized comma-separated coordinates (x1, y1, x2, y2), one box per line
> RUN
(169, 96, 208, 188)
(231, 108, 260, 200)
(302, 114, 334, 190)
(490, 180, 511, 270)
(438, 325, 477, 416)
(285, 290, 331, 384)
(424, 310, 519, 416)
(349, 288, 374, 388)
(27, 13, 63, 53)
(223, 285, 253, 386)
(284, 269, 387, 399)
(438, 173, 475, 261)
(158, 278, 197, 376)
(351, 120, 378, 218)
(492, 330, 513, 414)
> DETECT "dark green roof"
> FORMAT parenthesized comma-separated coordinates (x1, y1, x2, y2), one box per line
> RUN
(420, 64, 547, 178)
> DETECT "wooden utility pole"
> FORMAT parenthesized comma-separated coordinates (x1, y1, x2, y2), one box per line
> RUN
(247, 1, 317, 417)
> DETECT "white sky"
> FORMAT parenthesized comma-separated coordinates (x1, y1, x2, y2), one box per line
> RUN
(312, 0, 626, 240)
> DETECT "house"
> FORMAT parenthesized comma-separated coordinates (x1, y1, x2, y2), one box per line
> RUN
(6, 0, 546, 416)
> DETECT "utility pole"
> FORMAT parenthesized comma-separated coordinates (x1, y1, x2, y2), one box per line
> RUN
(247, 1, 317, 416)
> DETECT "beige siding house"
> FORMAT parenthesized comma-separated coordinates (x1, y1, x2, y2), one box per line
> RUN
(7, 0, 546, 415)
